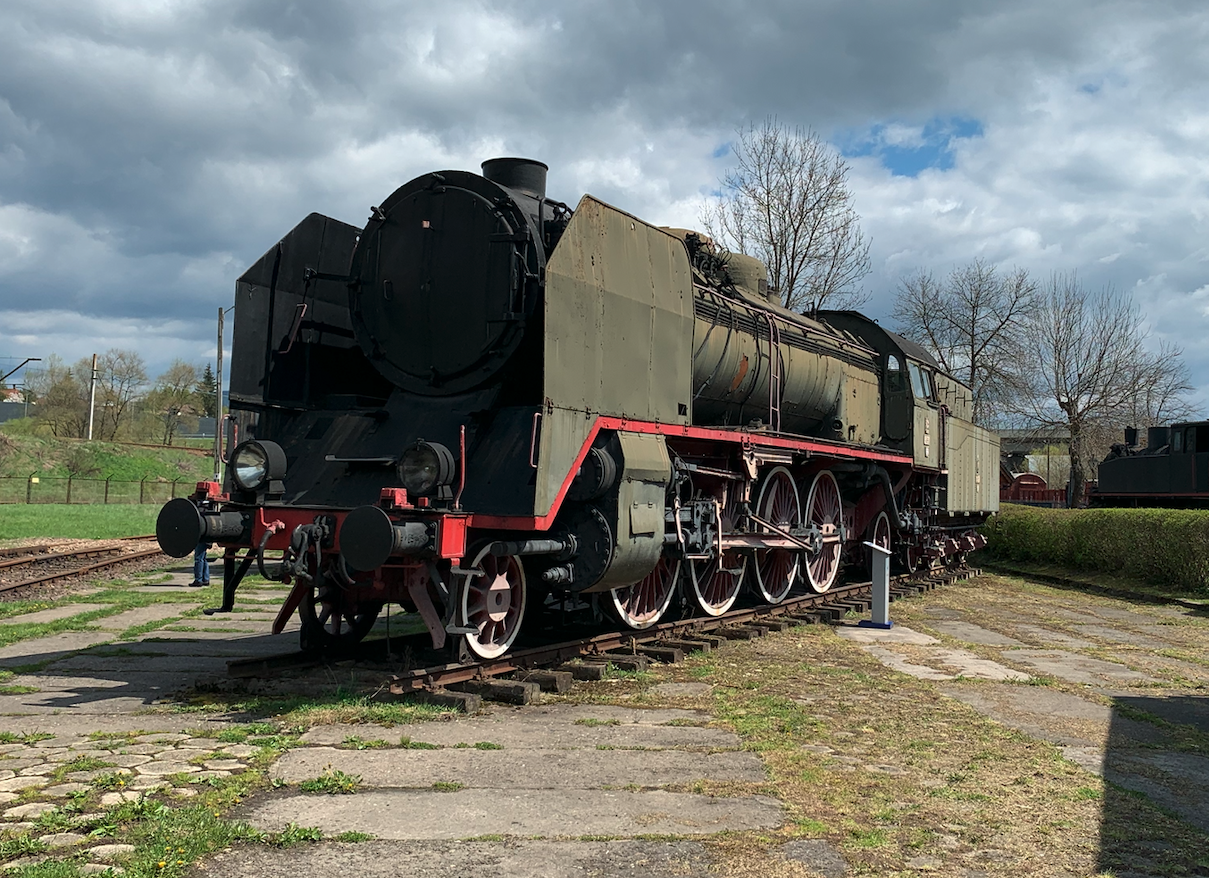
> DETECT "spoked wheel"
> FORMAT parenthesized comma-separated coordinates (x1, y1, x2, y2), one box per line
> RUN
(462, 545, 527, 660)
(689, 492, 747, 616)
(863, 511, 892, 573)
(298, 579, 384, 652)
(607, 557, 680, 629)
(804, 470, 843, 593)
(899, 543, 923, 575)
(750, 466, 801, 604)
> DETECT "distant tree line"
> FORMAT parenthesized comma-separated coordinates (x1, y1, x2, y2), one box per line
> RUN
(893, 261, 1195, 499)
(706, 118, 1198, 501)
(11, 352, 219, 447)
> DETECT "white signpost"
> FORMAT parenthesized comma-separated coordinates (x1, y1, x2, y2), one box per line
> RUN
(858, 541, 894, 630)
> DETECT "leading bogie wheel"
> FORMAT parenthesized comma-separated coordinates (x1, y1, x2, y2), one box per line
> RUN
(804, 470, 842, 593)
(299, 580, 383, 652)
(607, 556, 680, 629)
(462, 545, 528, 660)
(750, 466, 801, 604)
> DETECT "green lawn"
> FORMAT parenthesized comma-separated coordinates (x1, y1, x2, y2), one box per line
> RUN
(0, 504, 161, 540)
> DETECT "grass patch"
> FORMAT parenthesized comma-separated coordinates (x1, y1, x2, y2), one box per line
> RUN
(299, 768, 361, 795)
(266, 823, 324, 846)
(431, 781, 465, 792)
(574, 717, 620, 727)
(0, 731, 53, 745)
(473, 741, 503, 750)
(399, 737, 440, 750)
(341, 736, 391, 750)
(0, 504, 162, 540)
(333, 831, 374, 842)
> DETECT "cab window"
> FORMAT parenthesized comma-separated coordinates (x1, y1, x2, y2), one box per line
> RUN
(907, 362, 931, 400)
(886, 355, 906, 393)
(1173, 430, 1184, 453)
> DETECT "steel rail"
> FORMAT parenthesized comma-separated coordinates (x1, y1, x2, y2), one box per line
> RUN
(226, 568, 977, 686)
(0, 546, 165, 594)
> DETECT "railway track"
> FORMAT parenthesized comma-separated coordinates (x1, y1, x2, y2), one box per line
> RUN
(0, 535, 163, 593)
(228, 567, 979, 706)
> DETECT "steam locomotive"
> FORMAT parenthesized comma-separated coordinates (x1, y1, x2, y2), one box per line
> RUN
(1095, 423, 1209, 506)
(156, 158, 998, 660)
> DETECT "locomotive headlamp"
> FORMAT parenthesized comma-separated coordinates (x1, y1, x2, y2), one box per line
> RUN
(230, 440, 287, 493)
(398, 441, 456, 496)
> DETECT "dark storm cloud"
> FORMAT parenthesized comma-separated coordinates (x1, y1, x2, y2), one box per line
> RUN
(0, 0, 1207, 403)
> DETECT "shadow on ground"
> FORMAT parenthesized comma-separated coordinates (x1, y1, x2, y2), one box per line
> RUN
(1099, 694, 1209, 876)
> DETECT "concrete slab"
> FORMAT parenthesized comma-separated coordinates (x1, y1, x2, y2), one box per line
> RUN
(941, 683, 1167, 750)
(860, 645, 955, 681)
(1003, 648, 1157, 685)
(92, 605, 187, 631)
(245, 788, 784, 839)
(929, 621, 1026, 647)
(132, 634, 298, 656)
(272, 746, 766, 789)
(834, 624, 939, 646)
(1012, 625, 1095, 649)
(200, 839, 717, 878)
(300, 707, 735, 751)
(0, 604, 110, 626)
(48, 655, 230, 676)
(930, 647, 1031, 681)
(1069, 624, 1173, 649)
(0, 632, 115, 666)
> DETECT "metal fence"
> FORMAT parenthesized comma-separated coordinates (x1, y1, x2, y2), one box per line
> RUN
(0, 476, 190, 505)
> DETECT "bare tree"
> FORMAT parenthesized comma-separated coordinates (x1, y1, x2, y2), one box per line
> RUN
(893, 259, 1036, 425)
(24, 355, 87, 438)
(1118, 339, 1198, 435)
(1012, 273, 1194, 502)
(146, 360, 200, 446)
(74, 350, 147, 441)
(702, 118, 870, 313)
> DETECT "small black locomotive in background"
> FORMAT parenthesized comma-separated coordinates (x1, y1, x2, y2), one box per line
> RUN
(1095, 423, 1209, 506)
(157, 158, 998, 659)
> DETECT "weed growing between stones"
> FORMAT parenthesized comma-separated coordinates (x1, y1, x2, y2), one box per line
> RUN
(299, 767, 361, 795)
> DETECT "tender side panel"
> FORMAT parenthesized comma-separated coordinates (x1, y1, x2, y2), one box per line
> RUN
(536, 196, 693, 517)
(945, 418, 1000, 514)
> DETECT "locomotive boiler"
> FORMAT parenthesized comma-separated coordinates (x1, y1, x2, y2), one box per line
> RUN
(156, 158, 998, 660)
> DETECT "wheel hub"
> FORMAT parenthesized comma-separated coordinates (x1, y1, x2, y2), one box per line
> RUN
(486, 573, 513, 622)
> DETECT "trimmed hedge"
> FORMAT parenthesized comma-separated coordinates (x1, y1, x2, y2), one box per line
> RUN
(982, 504, 1209, 595)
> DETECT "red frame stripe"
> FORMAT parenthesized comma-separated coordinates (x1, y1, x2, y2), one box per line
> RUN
(468, 415, 914, 531)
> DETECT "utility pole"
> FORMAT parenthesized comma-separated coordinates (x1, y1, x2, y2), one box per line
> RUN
(215, 308, 224, 480)
(87, 353, 98, 441)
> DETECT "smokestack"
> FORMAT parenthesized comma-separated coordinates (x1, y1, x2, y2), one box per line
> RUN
(481, 158, 548, 199)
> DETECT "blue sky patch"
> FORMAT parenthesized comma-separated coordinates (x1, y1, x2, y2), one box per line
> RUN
(840, 115, 984, 177)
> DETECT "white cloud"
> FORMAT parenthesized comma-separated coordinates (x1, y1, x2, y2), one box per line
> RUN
(0, 0, 1205, 412)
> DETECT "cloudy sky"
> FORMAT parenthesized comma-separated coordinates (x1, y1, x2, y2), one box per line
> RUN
(1, 0, 1206, 409)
